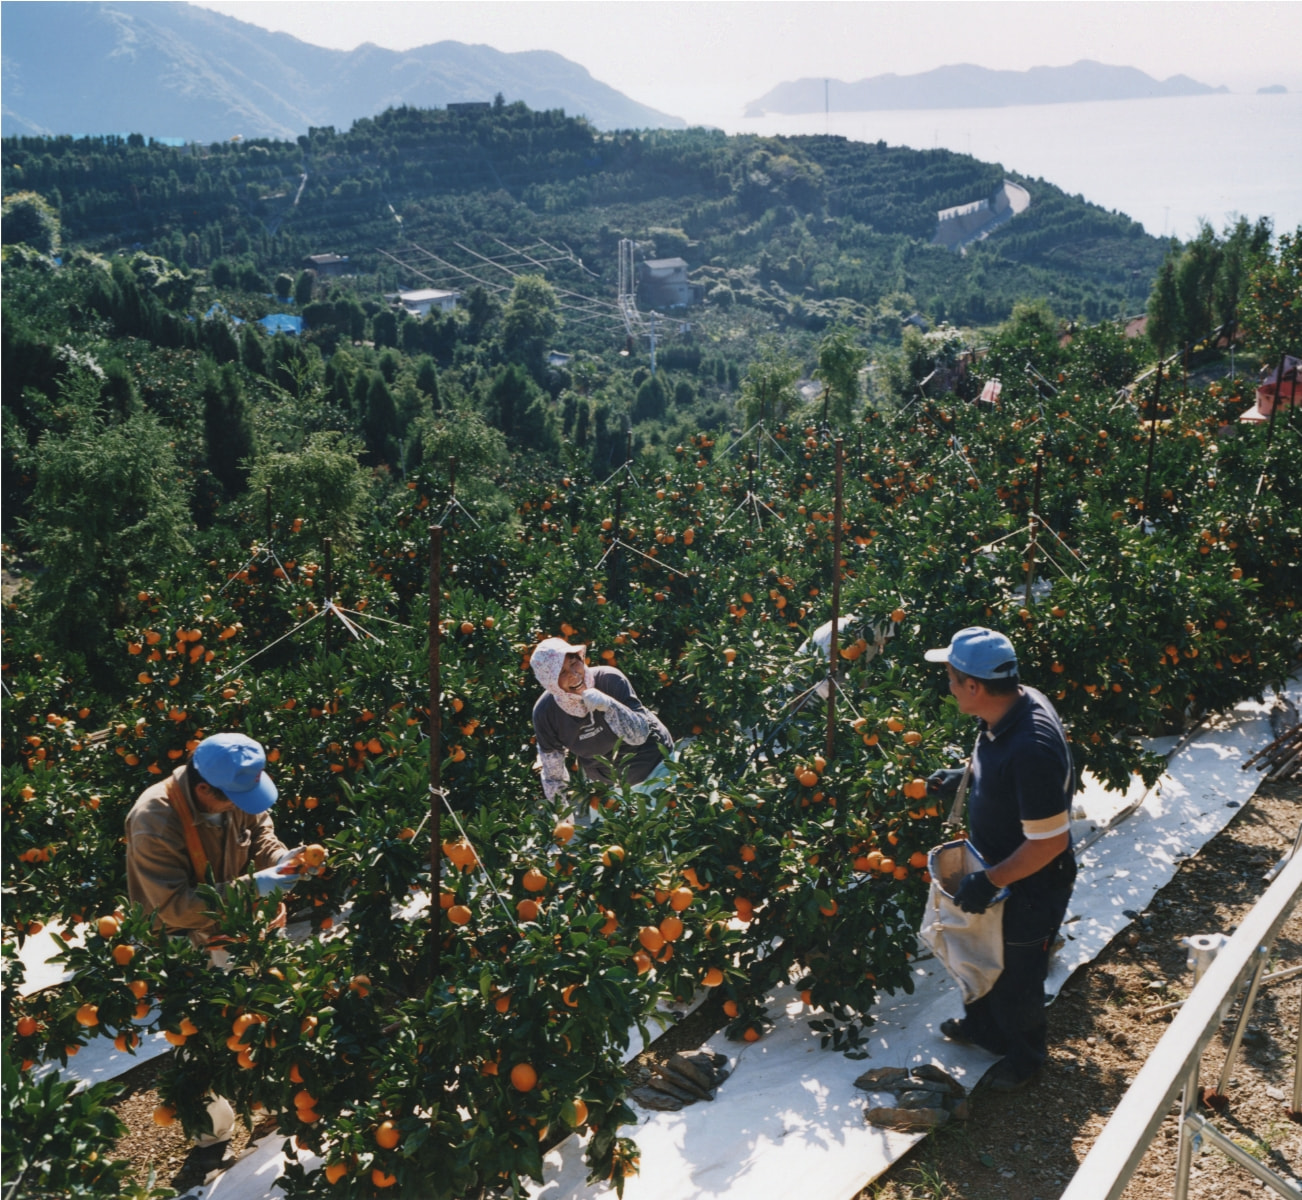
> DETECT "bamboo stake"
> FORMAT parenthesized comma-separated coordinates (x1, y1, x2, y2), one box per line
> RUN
(1024, 449, 1044, 607)
(612, 478, 624, 608)
(826, 439, 844, 764)
(1140, 363, 1163, 519)
(265, 485, 273, 543)
(429, 524, 443, 973)
(323, 537, 333, 657)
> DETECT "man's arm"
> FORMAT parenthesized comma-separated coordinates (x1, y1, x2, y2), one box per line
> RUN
(128, 833, 221, 934)
(248, 813, 289, 872)
(985, 830, 1070, 888)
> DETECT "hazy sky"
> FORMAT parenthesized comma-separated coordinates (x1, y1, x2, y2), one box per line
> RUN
(195, 1, 1302, 121)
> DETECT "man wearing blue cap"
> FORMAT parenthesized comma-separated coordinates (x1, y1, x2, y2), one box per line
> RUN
(125, 732, 308, 947)
(924, 626, 1076, 1092)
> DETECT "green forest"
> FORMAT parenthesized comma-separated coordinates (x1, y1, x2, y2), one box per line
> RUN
(2, 101, 1299, 1199)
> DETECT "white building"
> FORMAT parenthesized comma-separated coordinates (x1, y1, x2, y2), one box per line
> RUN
(395, 288, 461, 318)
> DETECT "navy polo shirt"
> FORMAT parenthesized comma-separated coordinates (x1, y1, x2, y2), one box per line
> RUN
(968, 686, 1074, 871)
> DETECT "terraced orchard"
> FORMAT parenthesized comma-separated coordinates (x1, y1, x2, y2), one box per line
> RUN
(4, 317, 1299, 1197)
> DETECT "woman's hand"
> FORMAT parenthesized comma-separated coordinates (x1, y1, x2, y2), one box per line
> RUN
(582, 688, 612, 711)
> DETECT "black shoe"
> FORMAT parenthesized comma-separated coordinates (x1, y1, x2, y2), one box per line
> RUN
(984, 1060, 1040, 1093)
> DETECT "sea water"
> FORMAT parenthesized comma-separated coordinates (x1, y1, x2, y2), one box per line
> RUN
(696, 92, 1302, 243)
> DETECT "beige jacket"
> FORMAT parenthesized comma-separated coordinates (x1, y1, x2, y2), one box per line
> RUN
(124, 764, 287, 943)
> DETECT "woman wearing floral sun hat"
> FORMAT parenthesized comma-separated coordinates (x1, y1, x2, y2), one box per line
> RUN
(529, 636, 673, 821)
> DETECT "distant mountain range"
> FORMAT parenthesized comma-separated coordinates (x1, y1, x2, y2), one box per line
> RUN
(0, 1, 685, 141)
(746, 60, 1229, 116)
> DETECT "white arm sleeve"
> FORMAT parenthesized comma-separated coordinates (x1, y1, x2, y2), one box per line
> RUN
(538, 749, 570, 803)
(595, 696, 650, 746)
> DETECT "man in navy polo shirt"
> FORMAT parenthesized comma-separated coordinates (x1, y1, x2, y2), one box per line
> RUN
(924, 627, 1077, 1092)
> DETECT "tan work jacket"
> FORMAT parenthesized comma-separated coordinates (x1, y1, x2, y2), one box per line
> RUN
(124, 764, 287, 944)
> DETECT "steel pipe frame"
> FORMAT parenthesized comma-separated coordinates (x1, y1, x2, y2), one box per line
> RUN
(1061, 848, 1302, 1200)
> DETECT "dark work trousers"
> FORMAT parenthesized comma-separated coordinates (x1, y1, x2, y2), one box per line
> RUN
(961, 850, 1076, 1078)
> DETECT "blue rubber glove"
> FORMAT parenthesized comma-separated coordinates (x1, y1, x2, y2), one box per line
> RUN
(927, 768, 966, 797)
(954, 870, 998, 914)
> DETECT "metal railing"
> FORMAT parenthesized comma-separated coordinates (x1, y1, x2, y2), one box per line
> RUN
(1062, 839, 1302, 1199)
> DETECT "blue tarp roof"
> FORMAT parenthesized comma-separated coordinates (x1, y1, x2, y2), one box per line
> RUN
(259, 314, 302, 336)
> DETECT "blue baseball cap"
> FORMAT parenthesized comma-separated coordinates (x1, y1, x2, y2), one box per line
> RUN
(192, 732, 278, 815)
(924, 627, 1019, 680)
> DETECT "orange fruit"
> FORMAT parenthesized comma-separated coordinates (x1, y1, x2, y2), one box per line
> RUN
(890, 608, 906, 624)
(742, 1026, 761, 1043)
(290, 1062, 305, 1084)
(494, 994, 510, 1014)
(236, 1048, 257, 1069)
(349, 975, 371, 997)
(632, 951, 653, 974)
(722, 1000, 739, 1017)
(522, 868, 548, 893)
(324, 1162, 348, 1185)
(638, 925, 665, 953)
(97, 916, 120, 939)
(723, 648, 737, 663)
(16, 1016, 39, 1037)
(800, 989, 813, 1005)
(669, 887, 694, 911)
(797, 769, 819, 788)
(819, 898, 838, 917)
(886, 716, 905, 733)
(301, 1015, 319, 1036)
(294, 1089, 318, 1110)
(553, 821, 575, 845)
(601, 846, 625, 867)
(371, 1168, 397, 1189)
(702, 967, 724, 987)
(510, 1063, 538, 1093)
(114, 1031, 139, 1052)
(301, 845, 326, 869)
(164, 1029, 188, 1047)
(659, 916, 684, 942)
(112, 943, 135, 966)
(447, 905, 472, 926)
(75, 1003, 99, 1028)
(561, 984, 579, 1009)
(127, 979, 149, 999)
(909, 851, 928, 870)
(516, 898, 541, 921)
(375, 1120, 401, 1149)
(740, 844, 757, 863)
(153, 1105, 176, 1126)
(902, 731, 922, 746)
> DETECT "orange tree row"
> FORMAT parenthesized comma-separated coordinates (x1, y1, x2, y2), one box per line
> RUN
(3, 326, 1298, 1196)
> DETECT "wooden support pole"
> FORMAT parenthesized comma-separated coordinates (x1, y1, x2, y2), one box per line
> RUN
(323, 537, 333, 657)
(612, 478, 624, 608)
(1024, 449, 1044, 607)
(826, 439, 844, 764)
(1265, 352, 1288, 452)
(1140, 363, 1163, 519)
(429, 525, 443, 973)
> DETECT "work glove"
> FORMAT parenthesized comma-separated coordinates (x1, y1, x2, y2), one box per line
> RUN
(276, 845, 326, 877)
(954, 870, 998, 914)
(582, 688, 613, 712)
(927, 768, 967, 797)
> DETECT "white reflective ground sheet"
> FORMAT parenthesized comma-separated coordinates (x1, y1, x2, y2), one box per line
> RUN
(18, 683, 1299, 1200)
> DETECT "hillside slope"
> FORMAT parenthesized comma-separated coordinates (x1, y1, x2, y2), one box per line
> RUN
(0, 1, 685, 139)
